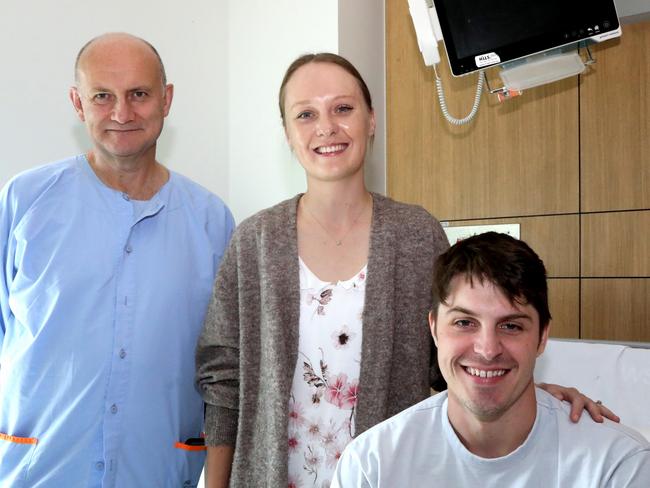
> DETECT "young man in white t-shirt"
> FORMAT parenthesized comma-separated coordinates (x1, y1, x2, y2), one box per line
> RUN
(332, 232, 650, 487)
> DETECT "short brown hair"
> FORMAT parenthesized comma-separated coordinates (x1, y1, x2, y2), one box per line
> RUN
(433, 232, 551, 340)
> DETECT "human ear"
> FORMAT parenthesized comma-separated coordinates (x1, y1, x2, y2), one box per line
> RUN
(429, 310, 439, 347)
(368, 109, 376, 137)
(69, 87, 86, 122)
(162, 83, 174, 117)
(536, 321, 551, 357)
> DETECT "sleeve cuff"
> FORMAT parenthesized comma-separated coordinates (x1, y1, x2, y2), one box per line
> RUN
(204, 404, 239, 447)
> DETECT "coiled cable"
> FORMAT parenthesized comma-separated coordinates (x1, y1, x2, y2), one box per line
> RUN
(434, 66, 485, 125)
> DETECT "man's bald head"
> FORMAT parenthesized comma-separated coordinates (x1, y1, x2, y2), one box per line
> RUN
(69, 32, 174, 165)
(74, 33, 167, 86)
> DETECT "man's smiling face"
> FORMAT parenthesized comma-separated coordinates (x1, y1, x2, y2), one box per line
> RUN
(430, 275, 548, 422)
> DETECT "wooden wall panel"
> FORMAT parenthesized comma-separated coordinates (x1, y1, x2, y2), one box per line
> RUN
(548, 279, 580, 339)
(448, 215, 579, 277)
(582, 279, 650, 342)
(581, 22, 650, 212)
(385, 0, 431, 209)
(386, 0, 579, 221)
(582, 211, 650, 277)
(386, 6, 650, 342)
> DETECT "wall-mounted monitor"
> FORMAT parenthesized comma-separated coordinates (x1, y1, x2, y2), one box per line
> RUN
(433, 0, 621, 76)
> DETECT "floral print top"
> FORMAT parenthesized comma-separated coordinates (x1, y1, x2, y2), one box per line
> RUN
(287, 257, 366, 488)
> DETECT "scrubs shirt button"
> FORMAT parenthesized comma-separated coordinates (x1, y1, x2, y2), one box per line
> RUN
(96, 461, 105, 470)
(119, 349, 126, 359)
(125, 245, 132, 254)
(110, 404, 118, 414)
(122, 193, 130, 201)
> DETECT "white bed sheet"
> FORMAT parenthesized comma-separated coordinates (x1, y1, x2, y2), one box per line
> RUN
(535, 338, 650, 441)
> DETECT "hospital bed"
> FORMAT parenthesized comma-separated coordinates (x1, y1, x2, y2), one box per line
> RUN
(535, 338, 650, 441)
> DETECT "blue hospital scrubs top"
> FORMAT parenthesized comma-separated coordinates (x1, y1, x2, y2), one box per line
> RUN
(0, 155, 234, 487)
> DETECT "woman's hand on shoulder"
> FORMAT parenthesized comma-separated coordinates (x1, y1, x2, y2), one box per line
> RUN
(537, 382, 620, 423)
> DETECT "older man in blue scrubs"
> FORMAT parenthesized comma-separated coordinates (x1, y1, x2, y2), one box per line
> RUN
(0, 33, 234, 487)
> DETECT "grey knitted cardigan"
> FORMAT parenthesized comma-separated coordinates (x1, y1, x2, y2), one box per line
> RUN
(196, 193, 449, 487)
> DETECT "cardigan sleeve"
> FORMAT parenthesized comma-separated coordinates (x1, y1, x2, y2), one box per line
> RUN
(196, 233, 242, 447)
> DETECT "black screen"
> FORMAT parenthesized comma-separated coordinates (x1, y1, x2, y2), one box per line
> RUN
(434, 0, 620, 75)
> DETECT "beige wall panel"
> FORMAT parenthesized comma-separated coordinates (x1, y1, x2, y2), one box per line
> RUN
(582, 279, 650, 342)
(386, 0, 579, 221)
(581, 21, 650, 212)
(582, 211, 650, 277)
(448, 215, 579, 277)
(548, 279, 580, 339)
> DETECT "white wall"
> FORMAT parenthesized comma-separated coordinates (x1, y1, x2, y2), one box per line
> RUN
(0, 1, 386, 224)
(617, 0, 650, 22)
(225, 1, 339, 221)
(339, 0, 387, 197)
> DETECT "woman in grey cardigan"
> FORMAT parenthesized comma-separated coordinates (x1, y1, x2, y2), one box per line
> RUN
(196, 53, 614, 488)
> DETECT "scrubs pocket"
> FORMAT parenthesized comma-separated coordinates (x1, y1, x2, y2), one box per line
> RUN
(173, 441, 206, 487)
(0, 432, 39, 487)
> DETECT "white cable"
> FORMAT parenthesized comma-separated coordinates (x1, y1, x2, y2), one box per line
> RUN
(434, 67, 485, 125)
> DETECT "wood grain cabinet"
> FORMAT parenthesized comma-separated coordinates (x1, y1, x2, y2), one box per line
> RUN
(386, 1, 650, 341)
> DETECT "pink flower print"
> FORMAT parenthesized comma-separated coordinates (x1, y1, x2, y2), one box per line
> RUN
(305, 418, 323, 440)
(359, 271, 365, 280)
(344, 380, 359, 409)
(288, 398, 305, 427)
(325, 373, 348, 408)
(303, 445, 321, 478)
(288, 434, 300, 453)
(320, 426, 338, 447)
(342, 380, 359, 408)
(331, 325, 356, 349)
(288, 474, 302, 488)
(325, 441, 347, 468)
(326, 375, 358, 410)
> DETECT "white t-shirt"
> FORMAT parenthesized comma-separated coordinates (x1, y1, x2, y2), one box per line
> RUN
(288, 258, 367, 488)
(332, 388, 650, 487)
